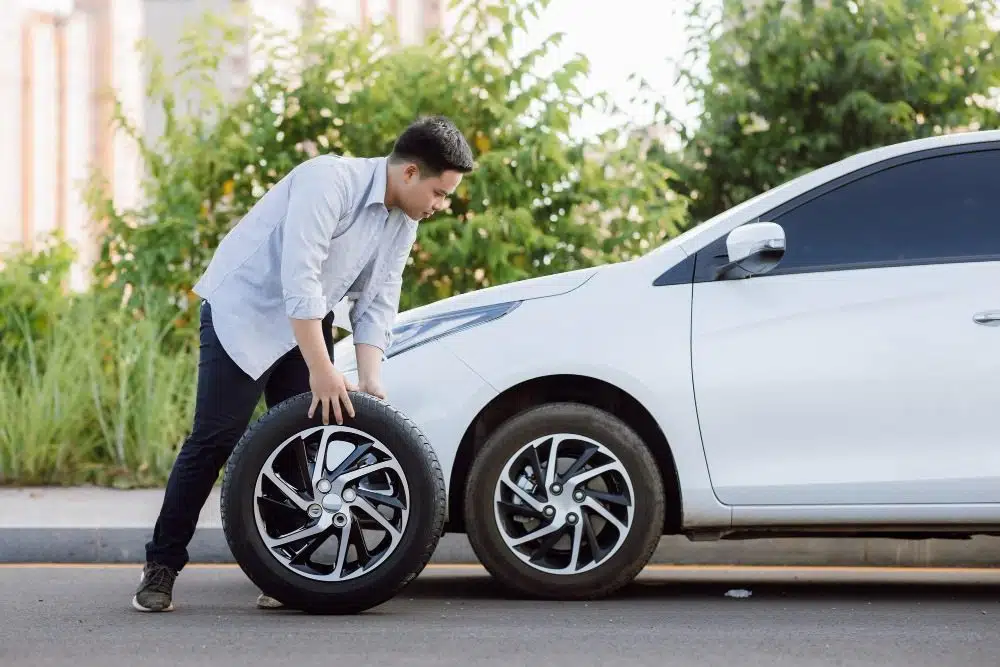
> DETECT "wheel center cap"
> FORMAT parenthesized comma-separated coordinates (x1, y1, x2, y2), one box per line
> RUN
(550, 493, 580, 517)
(321, 494, 343, 512)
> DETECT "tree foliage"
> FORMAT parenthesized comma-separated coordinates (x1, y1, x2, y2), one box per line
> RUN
(658, 0, 1000, 223)
(85, 0, 688, 319)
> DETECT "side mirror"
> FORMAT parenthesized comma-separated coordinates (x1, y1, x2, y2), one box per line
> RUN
(715, 221, 786, 280)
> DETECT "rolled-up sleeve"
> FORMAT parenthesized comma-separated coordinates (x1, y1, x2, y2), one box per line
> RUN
(281, 161, 349, 320)
(352, 227, 415, 352)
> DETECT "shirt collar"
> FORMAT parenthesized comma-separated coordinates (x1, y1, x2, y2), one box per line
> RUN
(365, 155, 418, 226)
(365, 156, 389, 209)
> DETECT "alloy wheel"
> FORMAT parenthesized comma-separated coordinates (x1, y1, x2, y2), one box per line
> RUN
(252, 424, 410, 582)
(493, 433, 635, 575)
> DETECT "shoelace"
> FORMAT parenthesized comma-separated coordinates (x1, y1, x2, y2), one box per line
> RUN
(144, 565, 176, 594)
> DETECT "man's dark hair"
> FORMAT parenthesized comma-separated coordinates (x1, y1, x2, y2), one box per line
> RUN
(390, 116, 475, 176)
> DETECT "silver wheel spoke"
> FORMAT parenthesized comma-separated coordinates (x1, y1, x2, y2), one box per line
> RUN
(264, 518, 330, 549)
(567, 519, 584, 572)
(583, 496, 627, 533)
(357, 487, 405, 511)
(338, 460, 399, 484)
(544, 435, 564, 489)
(566, 461, 625, 487)
(355, 496, 402, 542)
(331, 520, 352, 579)
(510, 520, 563, 547)
(311, 429, 334, 487)
(263, 468, 311, 512)
(500, 477, 544, 512)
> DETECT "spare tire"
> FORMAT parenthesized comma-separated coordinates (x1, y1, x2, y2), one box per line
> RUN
(220, 391, 446, 614)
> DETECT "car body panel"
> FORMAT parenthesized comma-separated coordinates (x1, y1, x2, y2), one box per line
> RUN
(692, 261, 1000, 508)
(437, 257, 732, 527)
(337, 129, 1000, 536)
(341, 341, 498, 512)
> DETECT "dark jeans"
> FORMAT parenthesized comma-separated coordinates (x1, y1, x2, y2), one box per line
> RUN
(145, 300, 334, 572)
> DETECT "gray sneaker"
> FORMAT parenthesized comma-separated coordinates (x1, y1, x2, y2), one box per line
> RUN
(132, 562, 177, 612)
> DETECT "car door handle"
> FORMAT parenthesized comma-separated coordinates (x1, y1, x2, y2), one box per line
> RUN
(973, 311, 1000, 326)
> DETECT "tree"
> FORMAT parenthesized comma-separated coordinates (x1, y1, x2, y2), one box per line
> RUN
(657, 0, 1000, 224)
(86, 0, 688, 321)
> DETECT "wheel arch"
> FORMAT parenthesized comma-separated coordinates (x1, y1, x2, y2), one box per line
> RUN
(446, 374, 683, 535)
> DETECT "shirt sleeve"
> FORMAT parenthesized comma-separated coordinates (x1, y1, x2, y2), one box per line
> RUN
(351, 224, 416, 352)
(280, 160, 350, 320)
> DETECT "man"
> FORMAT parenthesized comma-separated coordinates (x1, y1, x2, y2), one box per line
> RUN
(131, 116, 475, 612)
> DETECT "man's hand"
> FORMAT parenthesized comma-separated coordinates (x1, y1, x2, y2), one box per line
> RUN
(289, 316, 356, 424)
(356, 343, 387, 400)
(358, 375, 387, 400)
(308, 363, 357, 424)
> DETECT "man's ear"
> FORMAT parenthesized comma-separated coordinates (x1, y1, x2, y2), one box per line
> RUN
(403, 162, 421, 183)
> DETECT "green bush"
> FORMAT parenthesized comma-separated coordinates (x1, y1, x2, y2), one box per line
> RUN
(0, 232, 76, 369)
(85, 0, 689, 317)
(655, 0, 1000, 223)
(0, 286, 199, 487)
(3, 0, 692, 487)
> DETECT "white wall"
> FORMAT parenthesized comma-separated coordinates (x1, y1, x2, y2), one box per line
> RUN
(397, 0, 421, 43)
(30, 21, 58, 243)
(140, 0, 241, 149)
(0, 3, 25, 250)
(64, 12, 95, 290)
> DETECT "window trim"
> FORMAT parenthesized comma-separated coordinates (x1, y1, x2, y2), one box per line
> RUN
(687, 141, 1000, 283)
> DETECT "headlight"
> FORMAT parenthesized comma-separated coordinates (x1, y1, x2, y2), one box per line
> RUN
(386, 301, 521, 359)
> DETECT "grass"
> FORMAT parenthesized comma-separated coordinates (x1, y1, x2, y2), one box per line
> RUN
(0, 290, 200, 488)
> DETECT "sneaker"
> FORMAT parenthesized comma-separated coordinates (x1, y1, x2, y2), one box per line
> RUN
(256, 592, 284, 609)
(132, 562, 177, 612)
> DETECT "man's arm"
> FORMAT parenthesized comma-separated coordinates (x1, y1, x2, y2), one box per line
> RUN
(281, 161, 356, 424)
(281, 160, 348, 321)
(351, 228, 414, 399)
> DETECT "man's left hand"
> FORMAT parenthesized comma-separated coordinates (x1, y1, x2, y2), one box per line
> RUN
(359, 376, 387, 400)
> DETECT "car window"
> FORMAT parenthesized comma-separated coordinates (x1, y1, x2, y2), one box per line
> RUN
(768, 149, 1000, 274)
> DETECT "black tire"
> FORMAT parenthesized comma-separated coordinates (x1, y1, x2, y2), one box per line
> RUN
(464, 402, 665, 600)
(220, 391, 446, 614)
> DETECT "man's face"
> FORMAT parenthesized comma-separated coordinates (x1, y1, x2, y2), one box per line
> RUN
(399, 163, 463, 221)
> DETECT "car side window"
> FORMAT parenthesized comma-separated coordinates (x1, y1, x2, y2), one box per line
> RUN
(767, 149, 1000, 274)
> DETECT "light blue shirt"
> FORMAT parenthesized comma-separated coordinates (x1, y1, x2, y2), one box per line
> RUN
(192, 154, 417, 380)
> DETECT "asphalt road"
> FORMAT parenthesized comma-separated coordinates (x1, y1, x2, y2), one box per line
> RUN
(1, 564, 999, 667)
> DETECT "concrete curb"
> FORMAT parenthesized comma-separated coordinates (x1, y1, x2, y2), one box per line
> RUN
(3, 487, 1000, 567)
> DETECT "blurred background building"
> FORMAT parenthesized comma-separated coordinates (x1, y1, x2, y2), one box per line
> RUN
(0, 0, 452, 287)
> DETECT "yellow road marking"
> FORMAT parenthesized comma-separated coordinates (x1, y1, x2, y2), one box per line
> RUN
(0, 562, 997, 574)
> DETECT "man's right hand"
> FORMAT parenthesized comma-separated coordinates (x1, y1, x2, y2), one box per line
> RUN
(288, 316, 356, 425)
(308, 363, 357, 425)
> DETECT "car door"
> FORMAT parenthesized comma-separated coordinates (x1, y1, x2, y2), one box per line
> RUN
(689, 146, 1000, 507)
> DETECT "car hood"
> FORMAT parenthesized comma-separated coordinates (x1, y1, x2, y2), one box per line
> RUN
(392, 265, 601, 326)
(333, 265, 601, 371)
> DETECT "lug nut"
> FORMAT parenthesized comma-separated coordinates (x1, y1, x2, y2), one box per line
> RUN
(317, 479, 332, 493)
(543, 506, 556, 517)
(307, 504, 323, 518)
(573, 490, 585, 502)
(550, 483, 563, 495)
(342, 488, 357, 503)
(332, 512, 348, 527)
(567, 513, 579, 525)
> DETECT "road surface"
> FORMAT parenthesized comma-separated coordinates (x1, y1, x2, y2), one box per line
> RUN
(1, 564, 998, 666)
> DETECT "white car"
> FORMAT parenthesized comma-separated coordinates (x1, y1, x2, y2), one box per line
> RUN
(334, 129, 1000, 600)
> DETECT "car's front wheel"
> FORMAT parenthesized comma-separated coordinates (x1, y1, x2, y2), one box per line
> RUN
(464, 402, 665, 600)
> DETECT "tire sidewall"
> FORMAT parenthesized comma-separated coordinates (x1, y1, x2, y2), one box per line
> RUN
(464, 402, 665, 598)
(221, 391, 445, 612)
